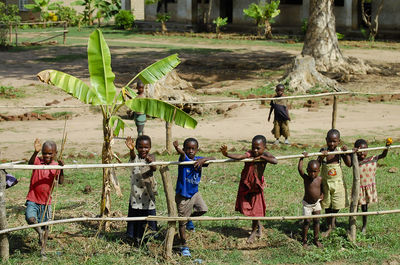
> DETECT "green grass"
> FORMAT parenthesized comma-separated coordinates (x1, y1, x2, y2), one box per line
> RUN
(0, 85, 25, 99)
(3, 143, 400, 264)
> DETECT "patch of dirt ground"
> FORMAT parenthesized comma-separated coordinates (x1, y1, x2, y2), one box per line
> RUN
(1, 38, 400, 161)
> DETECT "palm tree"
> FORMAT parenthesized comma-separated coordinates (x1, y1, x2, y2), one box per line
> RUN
(37, 29, 197, 229)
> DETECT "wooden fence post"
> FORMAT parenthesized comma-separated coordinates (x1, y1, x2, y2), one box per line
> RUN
(14, 25, 18, 47)
(165, 122, 172, 154)
(0, 170, 9, 261)
(349, 152, 360, 242)
(159, 166, 177, 259)
(331, 95, 337, 129)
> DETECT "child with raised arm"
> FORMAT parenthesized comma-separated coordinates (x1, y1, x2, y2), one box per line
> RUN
(25, 139, 64, 257)
(220, 135, 278, 244)
(173, 138, 215, 257)
(353, 138, 391, 233)
(298, 153, 324, 247)
(268, 84, 291, 145)
(125, 135, 157, 246)
(318, 129, 352, 237)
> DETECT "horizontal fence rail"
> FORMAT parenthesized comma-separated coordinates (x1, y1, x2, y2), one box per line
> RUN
(0, 145, 398, 170)
(0, 91, 400, 109)
(1, 209, 399, 235)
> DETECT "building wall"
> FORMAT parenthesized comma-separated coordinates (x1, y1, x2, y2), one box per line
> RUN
(374, 0, 400, 31)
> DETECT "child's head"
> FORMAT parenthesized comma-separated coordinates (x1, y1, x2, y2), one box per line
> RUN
(137, 81, 144, 95)
(325, 129, 341, 151)
(183, 138, 199, 159)
(136, 135, 152, 158)
(275, 84, 285, 97)
(354, 139, 368, 161)
(251, 135, 267, 157)
(307, 160, 321, 179)
(42, 141, 57, 164)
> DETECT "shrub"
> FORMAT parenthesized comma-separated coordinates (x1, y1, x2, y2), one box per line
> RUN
(0, 3, 21, 46)
(213, 17, 228, 38)
(56, 5, 79, 26)
(114, 9, 135, 30)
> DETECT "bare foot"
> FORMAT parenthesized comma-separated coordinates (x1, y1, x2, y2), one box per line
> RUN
(322, 228, 332, 238)
(247, 231, 257, 244)
(256, 225, 263, 238)
(361, 226, 367, 234)
(314, 240, 323, 248)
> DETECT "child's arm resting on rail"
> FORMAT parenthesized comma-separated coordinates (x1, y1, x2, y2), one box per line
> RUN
(194, 156, 215, 170)
(57, 159, 64, 184)
(341, 145, 352, 167)
(145, 154, 157, 172)
(259, 152, 278, 164)
(28, 138, 41, 165)
(220, 145, 248, 160)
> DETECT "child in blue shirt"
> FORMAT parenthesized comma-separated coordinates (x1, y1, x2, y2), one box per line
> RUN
(173, 138, 215, 257)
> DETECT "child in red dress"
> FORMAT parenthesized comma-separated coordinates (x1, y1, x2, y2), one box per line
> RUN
(220, 135, 277, 243)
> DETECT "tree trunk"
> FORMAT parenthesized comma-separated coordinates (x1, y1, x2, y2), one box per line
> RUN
(100, 118, 113, 231)
(302, 0, 345, 72)
(282, 0, 371, 92)
(0, 170, 9, 261)
(264, 19, 272, 39)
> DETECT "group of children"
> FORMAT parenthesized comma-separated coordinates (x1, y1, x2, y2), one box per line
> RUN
(24, 84, 392, 256)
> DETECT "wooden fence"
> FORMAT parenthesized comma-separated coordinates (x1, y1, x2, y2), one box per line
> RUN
(1, 146, 399, 259)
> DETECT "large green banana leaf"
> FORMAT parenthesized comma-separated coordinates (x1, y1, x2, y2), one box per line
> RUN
(37, 70, 103, 105)
(125, 98, 197, 129)
(126, 54, 181, 87)
(88, 29, 116, 105)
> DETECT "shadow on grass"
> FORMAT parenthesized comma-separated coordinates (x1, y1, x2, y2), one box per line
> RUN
(9, 233, 35, 255)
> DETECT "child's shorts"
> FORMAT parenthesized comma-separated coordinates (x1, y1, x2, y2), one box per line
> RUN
(321, 179, 348, 210)
(272, 120, 290, 138)
(25, 200, 52, 224)
(175, 192, 208, 226)
(302, 199, 322, 216)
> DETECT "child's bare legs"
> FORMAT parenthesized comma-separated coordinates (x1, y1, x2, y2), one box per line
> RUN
(302, 219, 310, 246)
(179, 211, 206, 246)
(247, 220, 262, 244)
(323, 208, 338, 237)
(27, 217, 44, 246)
(313, 212, 322, 247)
(361, 204, 368, 234)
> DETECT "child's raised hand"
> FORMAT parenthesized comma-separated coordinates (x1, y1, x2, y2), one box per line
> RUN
(386, 137, 393, 147)
(125, 136, 135, 150)
(58, 159, 64, 166)
(341, 145, 348, 152)
(173, 140, 179, 148)
(302, 151, 308, 158)
(220, 145, 228, 156)
(321, 150, 328, 157)
(34, 138, 41, 152)
(352, 147, 359, 154)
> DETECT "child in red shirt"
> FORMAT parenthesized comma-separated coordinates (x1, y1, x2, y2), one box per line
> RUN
(25, 139, 64, 257)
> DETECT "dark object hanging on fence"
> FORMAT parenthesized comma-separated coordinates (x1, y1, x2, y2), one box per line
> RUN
(1, 170, 18, 189)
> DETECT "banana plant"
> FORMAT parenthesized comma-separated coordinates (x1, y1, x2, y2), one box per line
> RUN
(243, 0, 280, 39)
(37, 29, 197, 229)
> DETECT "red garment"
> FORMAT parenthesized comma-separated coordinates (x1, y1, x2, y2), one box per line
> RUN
(26, 157, 60, 205)
(235, 152, 266, 217)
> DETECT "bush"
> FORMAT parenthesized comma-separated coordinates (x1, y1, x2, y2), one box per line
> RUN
(56, 5, 79, 26)
(0, 3, 21, 46)
(115, 10, 135, 30)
